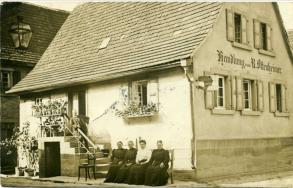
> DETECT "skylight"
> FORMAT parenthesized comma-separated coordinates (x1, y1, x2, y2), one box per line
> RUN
(99, 37, 111, 49)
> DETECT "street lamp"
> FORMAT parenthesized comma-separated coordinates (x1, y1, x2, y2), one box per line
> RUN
(10, 16, 32, 49)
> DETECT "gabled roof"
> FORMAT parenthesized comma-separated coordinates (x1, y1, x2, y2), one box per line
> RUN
(1, 2, 69, 65)
(8, 2, 222, 94)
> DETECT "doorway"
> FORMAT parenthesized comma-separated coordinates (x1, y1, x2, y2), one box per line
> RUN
(44, 142, 61, 177)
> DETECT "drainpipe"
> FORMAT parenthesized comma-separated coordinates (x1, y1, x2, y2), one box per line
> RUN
(180, 59, 196, 169)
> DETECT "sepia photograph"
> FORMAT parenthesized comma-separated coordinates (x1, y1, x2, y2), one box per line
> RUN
(0, 0, 293, 187)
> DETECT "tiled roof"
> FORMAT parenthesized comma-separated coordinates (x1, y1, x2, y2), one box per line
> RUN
(0, 2, 69, 64)
(288, 30, 293, 49)
(8, 2, 222, 93)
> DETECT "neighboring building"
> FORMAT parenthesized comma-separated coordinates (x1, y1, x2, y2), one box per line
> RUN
(0, 2, 68, 173)
(8, 2, 293, 180)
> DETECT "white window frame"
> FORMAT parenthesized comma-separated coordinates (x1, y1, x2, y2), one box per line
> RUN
(132, 80, 148, 107)
(243, 79, 252, 110)
(215, 76, 226, 109)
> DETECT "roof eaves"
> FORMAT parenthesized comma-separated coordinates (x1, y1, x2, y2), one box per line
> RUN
(6, 59, 185, 95)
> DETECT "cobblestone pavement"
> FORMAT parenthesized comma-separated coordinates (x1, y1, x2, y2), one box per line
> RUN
(1, 171, 293, 187)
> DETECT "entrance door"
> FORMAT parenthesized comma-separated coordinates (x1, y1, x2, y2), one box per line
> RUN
(44, 142, 61, 177)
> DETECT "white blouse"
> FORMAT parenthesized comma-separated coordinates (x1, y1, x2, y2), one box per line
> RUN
(135, 148, 152, 163)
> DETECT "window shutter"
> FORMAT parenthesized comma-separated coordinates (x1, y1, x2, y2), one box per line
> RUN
(269, 82, 276, 112)
(225, 76, 232, 110)
(231, 76, 237, 110)
(281, 84, 286, 112)
(257, 80, 264, 112)
(13, 71, 21, 86)
(284, 85, 289, 112)
(253, 19, 261, 49)
(226, 9, 235, 42)
(120, 83, 129, 105)
(205, 90, 214, 109)
(236, 76, 243, 110)
(266, 24, 272, 51)
(147, 79, 159, 107)
(131, 82, 140, 105)
(241, 15, 248, 44)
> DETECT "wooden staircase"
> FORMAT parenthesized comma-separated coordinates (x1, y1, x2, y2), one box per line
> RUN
(63, 135, 110, 178)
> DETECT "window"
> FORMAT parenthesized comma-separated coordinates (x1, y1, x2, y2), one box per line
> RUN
(260, 23, 267, 50)
(234, 13, 242, 43)
(226, 9, 249, 49)
(132, 81, 148, 107)
(216, 76, 225, 108)
(243, 80, 252, 110)
(68, 90, 86, 117)
(1, 71, 12, 89)
(269, 82, 288, 115)
(254, 19, 273, 55)
(276, 84, 282, 112)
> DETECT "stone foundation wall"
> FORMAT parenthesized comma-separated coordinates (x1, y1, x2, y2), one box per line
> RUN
(195, 137, 293, 181)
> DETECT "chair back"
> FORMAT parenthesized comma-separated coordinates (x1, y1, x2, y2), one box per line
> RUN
(88, 154, 96, 165)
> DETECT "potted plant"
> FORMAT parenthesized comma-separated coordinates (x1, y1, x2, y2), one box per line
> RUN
(114, 102, 158, 118)
(17, 122, 39, 177)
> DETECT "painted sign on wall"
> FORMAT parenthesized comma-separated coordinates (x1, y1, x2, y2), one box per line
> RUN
(217, 50, 282, 74)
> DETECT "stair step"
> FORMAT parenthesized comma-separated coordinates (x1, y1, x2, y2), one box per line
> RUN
(75, 147, 88, 153)
(95, 171, 107, 178)
(96, 157, 111, 163)
(96, 164, 110, 171)
(64, 136, 79, 142)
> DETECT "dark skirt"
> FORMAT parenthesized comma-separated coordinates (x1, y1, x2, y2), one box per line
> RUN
(127, 163, 149, 185)
(104, 163, 123, 182)
(113, 164, 133, 183)
(144, 165, 169, 186)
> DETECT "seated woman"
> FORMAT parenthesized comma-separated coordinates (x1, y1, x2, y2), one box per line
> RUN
(104, 141, 126, 182)
(127, 140, 152, 185)
(144, 140, 170, 186)
(114, 141, 137, 183)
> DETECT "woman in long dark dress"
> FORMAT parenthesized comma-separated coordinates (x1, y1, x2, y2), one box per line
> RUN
(127, 140, 152, 185)
(104, 141, 126, 182)
(114, 141, 137, 183)
(144, 140, 170, 186)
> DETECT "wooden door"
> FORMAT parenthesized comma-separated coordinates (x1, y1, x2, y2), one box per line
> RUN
(44, 142, 61, 177)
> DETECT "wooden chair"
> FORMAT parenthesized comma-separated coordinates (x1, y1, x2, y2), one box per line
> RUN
(78, 154, 96, 181)
(168, 149, 174, 184)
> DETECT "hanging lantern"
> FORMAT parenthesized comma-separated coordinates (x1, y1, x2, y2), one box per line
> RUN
(10, 16, 32, 49)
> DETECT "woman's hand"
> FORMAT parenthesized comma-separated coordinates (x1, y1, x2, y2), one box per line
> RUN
(160, 162, 165, 168)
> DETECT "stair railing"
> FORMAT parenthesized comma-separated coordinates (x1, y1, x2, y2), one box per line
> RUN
(62, 113, 97, 155)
